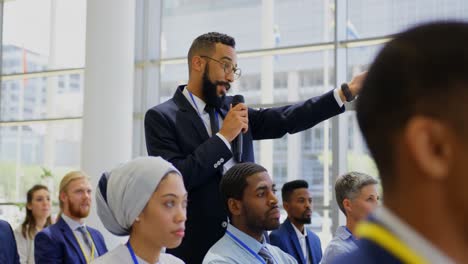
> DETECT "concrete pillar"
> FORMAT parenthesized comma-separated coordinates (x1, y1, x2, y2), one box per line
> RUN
(81, 0, 135, 249)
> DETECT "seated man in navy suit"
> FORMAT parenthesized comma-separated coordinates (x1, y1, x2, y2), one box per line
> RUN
(35, 171, 107, 264)
(334, 21, 468, 263)
(269, 180, 322, 264)
(0, 219, 20, 264)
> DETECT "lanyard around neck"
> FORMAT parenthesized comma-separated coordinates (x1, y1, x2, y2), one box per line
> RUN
(72, 229, 95, 263)
(188, 90, 219, 130)
(356, 221, 428, 263)
(225, 229, 277, 264)
(126, 242, 139, 264)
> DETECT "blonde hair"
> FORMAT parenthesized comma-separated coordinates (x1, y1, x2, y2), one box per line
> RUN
(58, 171, 89, 217)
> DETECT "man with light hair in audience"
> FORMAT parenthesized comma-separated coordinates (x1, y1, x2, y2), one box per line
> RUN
(35, 171, 108, 264)
(321, 172, 379, 264)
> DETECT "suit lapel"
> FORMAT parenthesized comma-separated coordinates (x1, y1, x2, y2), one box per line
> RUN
(285, 219, 306, 264)
(88, 228, 101, 256)
(306, 230, 316, 263)
(173, 86, 210, 141)
(58, 218, 86, 264)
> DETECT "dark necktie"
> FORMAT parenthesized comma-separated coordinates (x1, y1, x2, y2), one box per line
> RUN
(204, 105, 219, 136)
(258, 246, 275, 264)
(77, 226, 94, 257)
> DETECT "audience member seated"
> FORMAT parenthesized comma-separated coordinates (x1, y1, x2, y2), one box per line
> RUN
(35, 171, 107, 264)
(334, 21, 468, 263)
(269, 180, 322, 264)
(203, 162, 297, 264)
(321, 172, 378, 264)
(14, 185, 53, 264)
(92, 156, 185, 264)
(0, 219, 20, 264)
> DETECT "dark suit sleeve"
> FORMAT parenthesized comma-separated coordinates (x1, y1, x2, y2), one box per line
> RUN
(269, 231, 287, 252)
(145, 108, 233, 191)
(308, 230, 323, 264)
(94, 230, 108, 255)
(34, 231, 62, 264)
(250, 90, 344, 140)
(0, 221, 20, 264)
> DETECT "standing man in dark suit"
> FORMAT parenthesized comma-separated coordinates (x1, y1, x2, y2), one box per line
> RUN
(0, 219, 20, 264)
(145, 32, 365, 263)
(35, 171, 107, 264)
(334, 21, 468, 263)
(270, 180, 322, 264)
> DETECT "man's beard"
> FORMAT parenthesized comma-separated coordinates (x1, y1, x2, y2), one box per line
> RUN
(68, 201, 90, 219)
(294, 210, 312, 225)
(244, 205, 280, 232)
(201, 65, 229, 109)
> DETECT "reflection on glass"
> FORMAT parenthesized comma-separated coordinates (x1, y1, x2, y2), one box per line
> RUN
(0, 74, 83, 121)
(2, 0, 86, 74)
(161, 0, 334, 58)
(0, 121, 82, 206)
(347, 0, 468, 40)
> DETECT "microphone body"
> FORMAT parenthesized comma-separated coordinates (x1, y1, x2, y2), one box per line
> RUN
(232, 95, 245, 163)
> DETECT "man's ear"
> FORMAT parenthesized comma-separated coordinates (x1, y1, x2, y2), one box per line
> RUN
(191, 56, 205, 73)
(59, 191, 67, 207)
(228, 198, 242, 217)
(343, 198, 352, 215)
(283, 201, 290, 211)
(404, 116, 453, 180)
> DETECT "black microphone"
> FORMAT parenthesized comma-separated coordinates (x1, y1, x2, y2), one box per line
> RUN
(232, 95, 245, 163)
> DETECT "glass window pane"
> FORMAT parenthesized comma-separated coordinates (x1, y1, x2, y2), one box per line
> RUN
(0, 120, 82, 205)
(159, 63, 188, 103)
(161, 0, 335, 58)
(0, 73, 83, 121)
(2, 0, 87, 74)
(347, 0, 468, 40)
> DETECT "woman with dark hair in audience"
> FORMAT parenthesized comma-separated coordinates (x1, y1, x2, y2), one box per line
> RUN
(14, 184, 53, 264)
(92, 156, 187, 264)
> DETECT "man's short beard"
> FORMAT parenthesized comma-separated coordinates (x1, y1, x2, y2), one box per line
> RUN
(294, 216, 312, 225)
(294, 210, 312, 225)
(201, 64, 227, 109)
(68, 202, 90, 219)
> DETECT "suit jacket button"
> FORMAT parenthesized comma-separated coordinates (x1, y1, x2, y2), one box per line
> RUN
(220, 158, 224, 163)
(221, 221, 228, 228)
(214, 164, 218, 169)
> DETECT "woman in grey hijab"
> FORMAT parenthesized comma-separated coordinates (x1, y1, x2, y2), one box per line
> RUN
(92, 156, 187, 264)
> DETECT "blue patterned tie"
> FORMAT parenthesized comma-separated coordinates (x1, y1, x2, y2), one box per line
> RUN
(258, 246, 275, 264)
(77, 226, 93, 256)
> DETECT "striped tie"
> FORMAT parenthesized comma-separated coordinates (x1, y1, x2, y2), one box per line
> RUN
(77, 226, 93, 256)
(258, 246, 275, 264)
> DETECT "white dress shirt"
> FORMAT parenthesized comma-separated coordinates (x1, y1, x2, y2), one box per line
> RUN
(182, 86, 236, 172)
(291, 223, 310, 264)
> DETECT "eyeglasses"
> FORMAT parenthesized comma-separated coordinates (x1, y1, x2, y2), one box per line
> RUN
(200, 55, 242, 80)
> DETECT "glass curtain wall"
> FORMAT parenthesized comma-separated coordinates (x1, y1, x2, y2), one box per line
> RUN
(133, 0, 468, 247)
(0, 0, 86, 225)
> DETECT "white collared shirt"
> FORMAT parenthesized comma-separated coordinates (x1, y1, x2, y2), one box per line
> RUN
(61, 214, 96, 260)
(374, 207, 454, 264)
(291, 223, 310, 264)
(182, 86, 236, 172)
